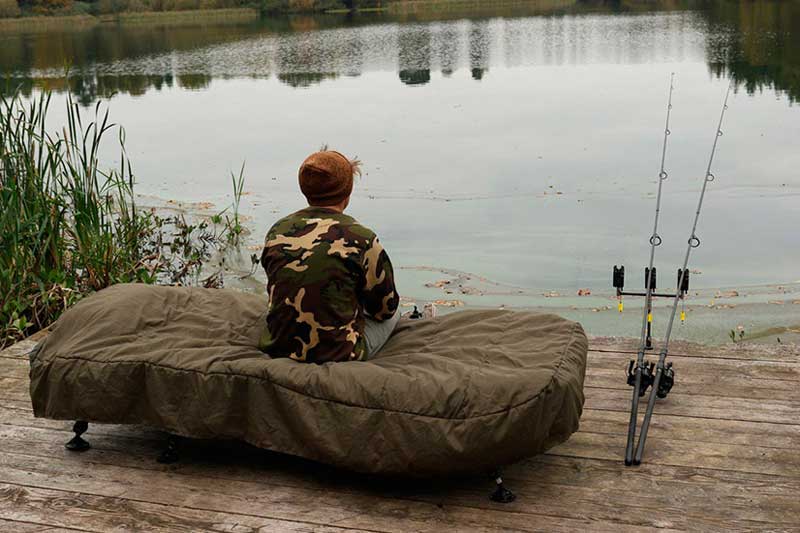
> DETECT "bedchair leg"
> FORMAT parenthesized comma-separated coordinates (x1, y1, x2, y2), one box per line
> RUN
(157, 435, 179, 464)
(490, 470, 516, 503)
(65, 420, 91, 452)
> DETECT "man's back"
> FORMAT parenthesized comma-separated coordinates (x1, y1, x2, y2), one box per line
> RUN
(260, 206, 399, 363)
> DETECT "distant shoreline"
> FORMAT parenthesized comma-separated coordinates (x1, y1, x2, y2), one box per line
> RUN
(0, 8, 259, 31)
(0, 0, 583, 31)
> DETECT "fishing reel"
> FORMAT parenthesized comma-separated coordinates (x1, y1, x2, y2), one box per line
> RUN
(626, 360, 675, 399)
(626, 360, 655, 396)
(657, 362, 675, 399)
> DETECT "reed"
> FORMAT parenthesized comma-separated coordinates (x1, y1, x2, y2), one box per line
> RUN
(0, 88, 243, 348)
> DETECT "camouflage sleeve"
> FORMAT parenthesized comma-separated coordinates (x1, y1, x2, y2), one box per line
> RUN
(260, 223, 277, 273)
(361, 237, 399, 321)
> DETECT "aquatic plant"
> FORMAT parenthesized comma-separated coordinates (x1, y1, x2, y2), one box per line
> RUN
(219, 162, 246, 246)
(0, 88, 245, 348)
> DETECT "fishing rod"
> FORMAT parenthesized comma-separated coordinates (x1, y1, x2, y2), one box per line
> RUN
(632, 82, 733, 465)
(620, 73, 676, 467)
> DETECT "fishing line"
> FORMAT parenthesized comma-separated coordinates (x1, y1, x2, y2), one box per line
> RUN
(613, 77, 733, 466)
(618, 73, 676, 465)
(633, 81, 733, 464)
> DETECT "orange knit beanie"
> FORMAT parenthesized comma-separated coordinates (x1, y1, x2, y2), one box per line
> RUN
(298, 150, 357, 206)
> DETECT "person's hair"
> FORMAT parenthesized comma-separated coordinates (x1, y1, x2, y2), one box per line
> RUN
(320, 143, 361, 178)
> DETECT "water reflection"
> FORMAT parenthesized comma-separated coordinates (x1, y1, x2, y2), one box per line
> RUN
(398, 25, 431, 86)
(705, 0, 800, 104)
(469, 21, 491, 81)
(0, 0, 797, 103)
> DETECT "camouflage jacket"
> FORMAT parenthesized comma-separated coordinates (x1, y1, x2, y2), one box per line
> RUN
(259, 207, 399, 363)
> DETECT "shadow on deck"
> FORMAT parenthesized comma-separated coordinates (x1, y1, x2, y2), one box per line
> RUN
(1, 334, 798, 532)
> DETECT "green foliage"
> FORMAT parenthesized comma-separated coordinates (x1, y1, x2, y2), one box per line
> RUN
(70, 0, 93, 13)
(259, 0, 379, 14)
(0, 89, 247, 348)
(0, 0, 381, 17)
(90, 0, 246, 13)
(28, 0, 74, 14)
(0, 91, 133, 346)
(225, 163, 246, 245)
(0, 0, 21, 17)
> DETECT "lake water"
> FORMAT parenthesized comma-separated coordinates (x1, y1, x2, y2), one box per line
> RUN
(2, 0, 798, 343)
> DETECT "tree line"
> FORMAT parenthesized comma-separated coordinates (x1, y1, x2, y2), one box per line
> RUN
(0, 0, 383, 18)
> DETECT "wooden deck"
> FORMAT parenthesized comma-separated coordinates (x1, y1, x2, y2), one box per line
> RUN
(1, 334, 798, 532)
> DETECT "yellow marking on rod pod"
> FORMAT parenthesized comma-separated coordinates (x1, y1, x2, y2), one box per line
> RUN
(647, 312, 653, 323)
(680, 311, 686, 323)
(618, 301, 624, 312)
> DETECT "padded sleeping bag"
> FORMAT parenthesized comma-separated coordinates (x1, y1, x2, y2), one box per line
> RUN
(29, 283, 588, 475)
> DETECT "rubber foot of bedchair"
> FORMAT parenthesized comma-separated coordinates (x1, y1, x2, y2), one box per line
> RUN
(157, 435, 179, 464)
(65, 421, 91, 452)
(490, 474, 516, 503)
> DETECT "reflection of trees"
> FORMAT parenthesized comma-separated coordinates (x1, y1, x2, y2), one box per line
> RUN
(0, 74, 178, 105)
(0, 21, 261, 102)
(468, 20, 490, 81)
(277, 72, 339, 88)
(177, 73, 212, 91)
(703, 0, 800, 103)
(398, 25, 431, 86)
(273, 21, 362, 88)
(341, 24, 365, 77)
(1, 2, 799, 100)
(436, 25, 460, 77)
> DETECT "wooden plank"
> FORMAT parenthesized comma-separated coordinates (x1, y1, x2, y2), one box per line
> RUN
(515, 455, 800, 526)
(0, 517, 88, 532)
(589, 337, 800, 362)
(1, 337, 43, 360)
(585, 386, 800, 425)
(548, 430, 800, 477)
(0, 357, 29, 378)
(0, 427, 793, 531)
(578, 408, 800, 450)
(0, 422, 795, 530)
(0, 409, 165, 441)
(0, 483, 382, 533)
(588, 350, 800, 382)
(0, 453, 669, 533)
(584, 366, 797, 401)
(4, 406, 799, 480)
(4, 401, 799, 454)
(5, 333, 800, 530)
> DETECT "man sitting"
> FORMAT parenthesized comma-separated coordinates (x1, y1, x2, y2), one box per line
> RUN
(259, 149, 400, 363)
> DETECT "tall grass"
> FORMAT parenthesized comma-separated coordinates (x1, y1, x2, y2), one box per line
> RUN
(0, 89, 244, 348)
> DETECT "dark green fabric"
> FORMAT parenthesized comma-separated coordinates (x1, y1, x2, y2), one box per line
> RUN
(29, 283, 588, 475)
